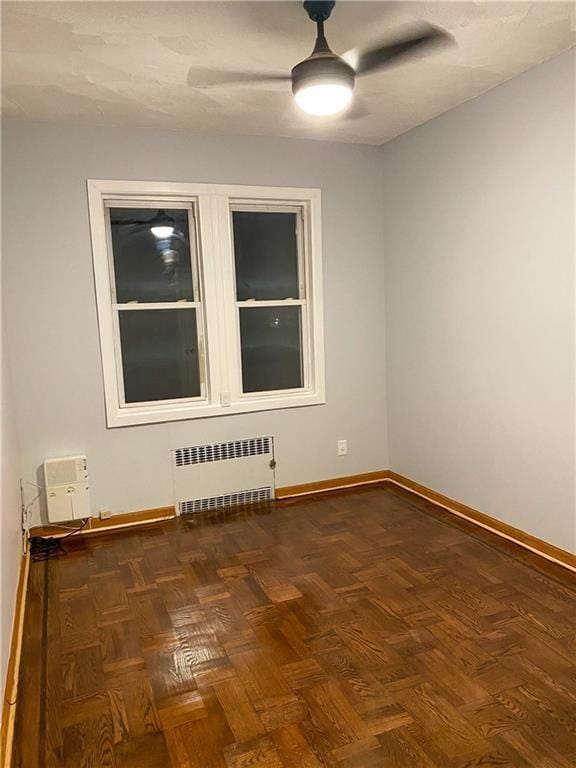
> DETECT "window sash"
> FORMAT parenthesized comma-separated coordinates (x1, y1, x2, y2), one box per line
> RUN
(229, 203, 306, 301)
(113, 302, 200, 309)
(104, 201, 201, 304)
(228, 202, 310, 398)
(105, 201, 208, 407)
(88, 180, 325, 427)
(234, 302, 311, 399)
(112, 306, 208, 408)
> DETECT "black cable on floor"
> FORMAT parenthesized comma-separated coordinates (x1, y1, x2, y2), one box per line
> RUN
(29, 518, 89, 561)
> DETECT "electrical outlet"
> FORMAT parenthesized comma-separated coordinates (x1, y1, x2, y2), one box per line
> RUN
(337, 439, 348, 456)
(99, 508, 112, 520)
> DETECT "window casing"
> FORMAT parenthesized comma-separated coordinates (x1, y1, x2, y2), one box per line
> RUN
(88, 181, 325, 427)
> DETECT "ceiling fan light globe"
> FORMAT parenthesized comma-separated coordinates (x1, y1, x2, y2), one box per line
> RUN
(291, 53, 355, 117)
(294, 82, 353, 116)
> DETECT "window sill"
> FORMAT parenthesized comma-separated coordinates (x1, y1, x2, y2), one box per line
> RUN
(106, 391, 326, 428)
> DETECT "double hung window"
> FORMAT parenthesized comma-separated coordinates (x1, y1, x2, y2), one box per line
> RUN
(88, 181, 325, 427)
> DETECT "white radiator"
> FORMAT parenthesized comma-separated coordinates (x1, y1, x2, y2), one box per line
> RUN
(172, 436, 275, 514)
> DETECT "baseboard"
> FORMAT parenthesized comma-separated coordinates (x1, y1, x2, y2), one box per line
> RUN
(276, 470, 391, 499)
(30, 505, 176, 539)
(276, 469, 575, 573)
(1, 550, 30, 768)
(29, 473, 576, 573)
(385, 471, 576, 573)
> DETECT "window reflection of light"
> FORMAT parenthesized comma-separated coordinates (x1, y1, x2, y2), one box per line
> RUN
(161, 249, 178, 266)
(151, 225, 174, 238)
(150, 209, 176, 239)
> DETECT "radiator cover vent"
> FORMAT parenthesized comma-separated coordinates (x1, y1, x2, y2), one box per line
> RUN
(179, 487, 273, 515)
(174, 436, 272, 467)
(172, 436, 275, 515)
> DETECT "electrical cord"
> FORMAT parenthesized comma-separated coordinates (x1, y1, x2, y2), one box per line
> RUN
(21, 479, 44, 554)
(29, 518, 90, 561)
(23, 491, 41, 516)
(41, 522, 85, 531)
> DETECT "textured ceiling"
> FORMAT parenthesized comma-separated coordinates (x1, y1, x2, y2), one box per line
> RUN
(2, 1, 575, 145)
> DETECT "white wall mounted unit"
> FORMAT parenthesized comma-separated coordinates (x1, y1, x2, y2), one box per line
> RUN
(172, 436, 275, 514)
(43, 455, 91, 523)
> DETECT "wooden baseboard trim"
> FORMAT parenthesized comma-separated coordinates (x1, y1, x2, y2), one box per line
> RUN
(385, 471, 576, 573)
(275, 468, 575, 572)
(1, 550, 30, 768)
(29, 474, 576, 572)
(276, 470, 391, 499)
(30, 505, 176, 539)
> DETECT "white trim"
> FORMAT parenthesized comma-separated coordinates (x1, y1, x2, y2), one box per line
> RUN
(104, 199, 193, 210)
(89, 179, 319, 200)
(214, 194, 240, 404)
(114, 302, 200, 310)
(87, 180, 325, 428)
(236, 300, 304, 307)
(230, 202, 304, 214)
(107, 392, 325, 427)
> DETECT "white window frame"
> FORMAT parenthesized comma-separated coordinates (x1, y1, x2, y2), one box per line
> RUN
(87, 180, 325, 428)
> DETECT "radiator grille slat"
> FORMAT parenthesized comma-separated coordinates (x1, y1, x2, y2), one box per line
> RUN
(179, 487, 272, 515)
(174, 436, 272, 467)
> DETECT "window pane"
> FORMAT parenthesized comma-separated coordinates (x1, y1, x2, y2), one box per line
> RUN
(233, 211, 299, 301)
(119, 309, 200, 403)
(239, 306, 303, 393)
(110, 208, 194, 303)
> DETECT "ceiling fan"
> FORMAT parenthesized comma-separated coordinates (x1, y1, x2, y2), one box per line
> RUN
(189, 1, 452, 117)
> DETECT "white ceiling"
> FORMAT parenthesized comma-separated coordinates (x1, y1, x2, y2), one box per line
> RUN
(2, 1, 574, 145)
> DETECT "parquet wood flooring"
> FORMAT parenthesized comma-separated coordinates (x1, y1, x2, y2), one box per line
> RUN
(11, 484, 576, 767)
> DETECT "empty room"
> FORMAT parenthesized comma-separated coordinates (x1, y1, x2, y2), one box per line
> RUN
(1, 1, 575, 766)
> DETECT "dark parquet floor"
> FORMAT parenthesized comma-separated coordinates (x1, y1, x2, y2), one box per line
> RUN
(12, 484, 576, 767)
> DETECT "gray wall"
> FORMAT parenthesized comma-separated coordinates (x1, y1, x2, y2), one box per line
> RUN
(2, 123, 389, 524)
(1, 293, 21, 696)
(381, 50, 575, 552)
(3, 50, 574, 553)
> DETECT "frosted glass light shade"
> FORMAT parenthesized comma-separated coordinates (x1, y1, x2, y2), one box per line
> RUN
(294, 82, 353, 116)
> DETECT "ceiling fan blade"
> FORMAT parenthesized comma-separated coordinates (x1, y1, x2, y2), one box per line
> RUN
(187, 67, 290, 88)
(345, 24, 452, 77)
